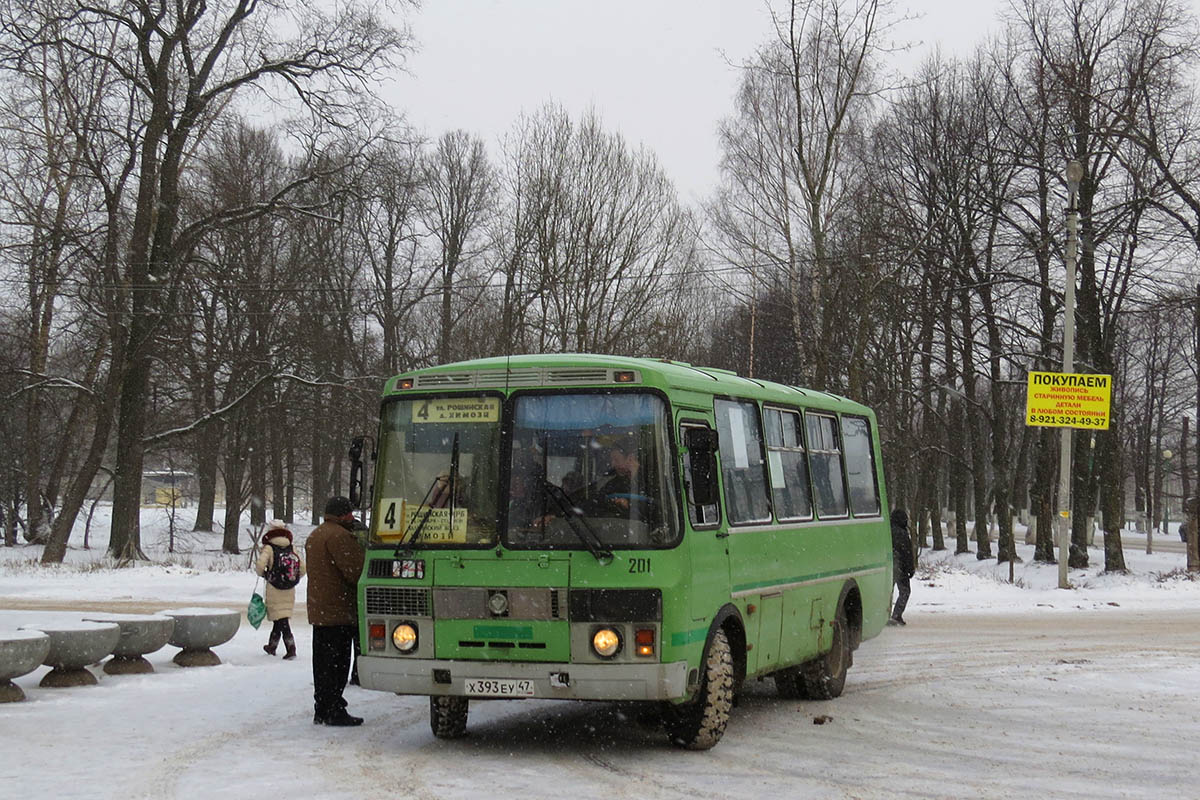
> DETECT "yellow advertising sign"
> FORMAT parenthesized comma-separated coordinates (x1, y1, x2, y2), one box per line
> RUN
(411, 397, 500, 424)
(376, 497, 468, 543)
(1025, 371, 1112, 430)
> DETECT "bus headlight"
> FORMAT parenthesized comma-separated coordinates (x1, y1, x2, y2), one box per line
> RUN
(392, 623, 418, 653)
(591, 627, 621, 658)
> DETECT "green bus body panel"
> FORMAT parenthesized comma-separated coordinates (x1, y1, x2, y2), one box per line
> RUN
(365, 354, 893, 694)
(433, 555, 569, 587)
(434, 619, 569, 662)
(571, 549, 703, 668)
(728, 522, 890, 675)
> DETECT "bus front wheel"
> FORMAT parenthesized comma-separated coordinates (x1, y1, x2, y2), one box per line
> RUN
(430, 695, 469, 739)
(664, 628, 734, 750)
(800, 606, 849, 700)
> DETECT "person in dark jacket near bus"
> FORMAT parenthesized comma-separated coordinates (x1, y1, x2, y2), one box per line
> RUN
(889, 508, 915, 626)
(306, 495, 366, 726)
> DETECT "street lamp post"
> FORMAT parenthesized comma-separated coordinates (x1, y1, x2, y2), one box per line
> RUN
(1058, 160, 1084, 590)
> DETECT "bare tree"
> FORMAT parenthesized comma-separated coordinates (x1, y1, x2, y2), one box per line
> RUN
(352, 139, 429, 375)
(422, 130, 496, 364)
(499, 105, 698, 355)
(1, 0, 411, 559)
(1014, 0, 1194, 571)
(0, 8, 118, 545)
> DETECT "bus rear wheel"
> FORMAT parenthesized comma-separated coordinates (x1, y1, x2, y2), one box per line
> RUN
(664, 628, 734, 750)
(430, 695, 469, 739)
(800, 606, 849, 700)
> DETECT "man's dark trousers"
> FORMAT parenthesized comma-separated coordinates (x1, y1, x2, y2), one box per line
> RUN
(313, 624, 356, 718)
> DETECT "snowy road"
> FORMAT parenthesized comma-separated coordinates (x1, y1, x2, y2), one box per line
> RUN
(4, 605, 1198, 800)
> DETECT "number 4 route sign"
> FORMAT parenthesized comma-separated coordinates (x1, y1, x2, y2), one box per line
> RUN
(1025, 371, 1112, 430)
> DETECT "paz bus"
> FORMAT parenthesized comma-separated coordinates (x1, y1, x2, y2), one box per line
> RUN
(351, 354, 892, 749)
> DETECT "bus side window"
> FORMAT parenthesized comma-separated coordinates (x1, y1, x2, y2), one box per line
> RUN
(714, 399, 772, 525)
(805, 412, 847, 518)
(765, 407, 813, 522)
(842, 415, 880, 515)
(682, 424, 719, 527)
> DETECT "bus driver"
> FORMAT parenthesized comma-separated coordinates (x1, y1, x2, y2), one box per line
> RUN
(586, 434, 656, 525)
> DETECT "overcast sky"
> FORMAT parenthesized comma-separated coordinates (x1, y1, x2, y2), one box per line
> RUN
(387, 1, 1008, 202)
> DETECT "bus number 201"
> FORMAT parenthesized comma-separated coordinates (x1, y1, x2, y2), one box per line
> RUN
(628, 557, 651, 574)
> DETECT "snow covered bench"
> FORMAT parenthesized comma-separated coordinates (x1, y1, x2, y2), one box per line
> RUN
(18, 621, 121, 687)
(162, 609, 239, 667)
(0, 630, 51, 702)
(82, 614, 175, 675)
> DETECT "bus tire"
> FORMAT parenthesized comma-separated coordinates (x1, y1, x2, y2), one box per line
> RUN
(800, 605, 849, 700)
(430, 695, 469, 739)
(664, 628, 733, 750)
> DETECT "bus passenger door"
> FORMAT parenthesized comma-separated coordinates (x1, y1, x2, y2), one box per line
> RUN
(679, 421, 730, 622)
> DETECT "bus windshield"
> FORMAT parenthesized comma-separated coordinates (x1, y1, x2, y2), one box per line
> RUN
(372, 396, 501, 547)
(505, 392, 680, 549)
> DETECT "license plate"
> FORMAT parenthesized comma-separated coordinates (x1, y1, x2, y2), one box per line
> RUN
(463, 678, 536, 697)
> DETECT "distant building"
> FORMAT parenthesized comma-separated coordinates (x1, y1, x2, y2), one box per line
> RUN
(141, 470, 196, 507)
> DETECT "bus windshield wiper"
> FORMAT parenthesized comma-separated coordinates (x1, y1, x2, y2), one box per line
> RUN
(540, 479, 612, 562)
(393, 434, 459, 558)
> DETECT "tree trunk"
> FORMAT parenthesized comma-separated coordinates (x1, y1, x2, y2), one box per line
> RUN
(3, 501, 16, 547)
(930, 503, 945, 552)
(249, 433, 266, 526)
(42, 344, 106, 516)
(310, 400, 326, 526)
(270, 385, 286, 520)
(23, 390, 46, 544)
(948, 398, 971, 555)
(1191, 285, 1200, 572)
(968, 411, 992, 560)
(192, 421, 220, 532)
(1068, 432, 1092, 568)
(42, 371, 120, 564)
(1032, 429, 1057, 562)
(285, 434, 296, 524)
(108, 347, 151, 561)
(221, 448, 245, 554)
(954, 474, 970, 555)
(1182, 416, 1191, 540)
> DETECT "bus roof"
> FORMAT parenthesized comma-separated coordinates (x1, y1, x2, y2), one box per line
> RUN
(385, 354, 873, 416)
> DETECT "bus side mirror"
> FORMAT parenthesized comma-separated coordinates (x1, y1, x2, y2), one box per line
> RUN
(685, 428, 719, 507)
(349, 437, 366, 508)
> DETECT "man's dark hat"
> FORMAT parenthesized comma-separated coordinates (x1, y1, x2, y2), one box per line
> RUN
(325, 495, 354, 517)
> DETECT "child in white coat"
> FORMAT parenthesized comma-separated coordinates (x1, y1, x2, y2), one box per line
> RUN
(256, 520, 306, 659)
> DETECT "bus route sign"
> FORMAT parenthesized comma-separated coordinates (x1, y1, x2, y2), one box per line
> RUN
(1025, 371, 1112, 430)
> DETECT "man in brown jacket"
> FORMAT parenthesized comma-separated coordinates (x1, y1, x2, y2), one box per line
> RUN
(306, 495, 366, 726)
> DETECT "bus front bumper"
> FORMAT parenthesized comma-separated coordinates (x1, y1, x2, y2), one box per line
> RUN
(357, 655, 690, 701)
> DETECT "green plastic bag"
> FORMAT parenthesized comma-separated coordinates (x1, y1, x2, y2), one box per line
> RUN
(247, 591, 267, 629)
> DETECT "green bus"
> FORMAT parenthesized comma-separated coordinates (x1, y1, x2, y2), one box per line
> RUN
(352, 354, 892, 749)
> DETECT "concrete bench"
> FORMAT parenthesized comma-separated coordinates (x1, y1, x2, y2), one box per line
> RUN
(82, 614, 176, 675)
(18, 621, 121, 687)
(162, 608, 240, 667)
(0, 630, 52, 702)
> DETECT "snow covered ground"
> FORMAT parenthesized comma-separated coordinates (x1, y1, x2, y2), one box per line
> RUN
(2, 507, 1198, 799)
